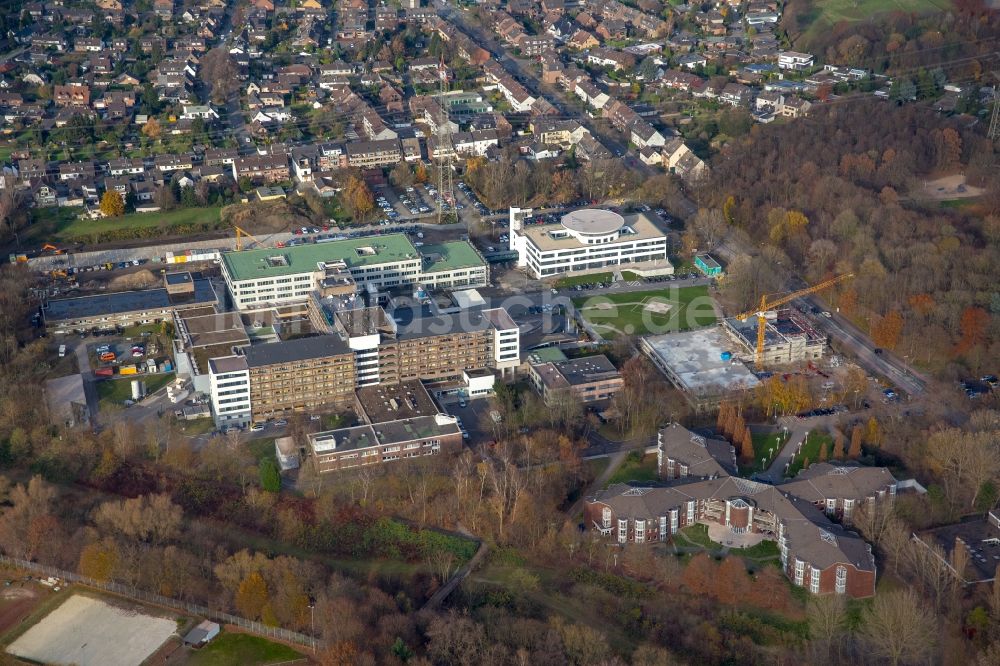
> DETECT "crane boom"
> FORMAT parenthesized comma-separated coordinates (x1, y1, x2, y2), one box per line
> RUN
(234, 226, 263, 251)
(735, 273, 853, 367)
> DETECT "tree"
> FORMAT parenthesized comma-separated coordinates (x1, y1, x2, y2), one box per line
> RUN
(832, 431, 846, 460)
(953, 306, 989, 358)
(413, 161, 428, 184)
(100, 190, 125, 218)
(741, 427, 754, 463)
(872, 310, 904, 350)
(808, 594, 846, 663)
(0, 180, 29, 246)
(259, 458, 281, 493)
(390, 160, 414, 188)
(860, 589, 936, 666)
(79, 541, 118, 582)
(236, 571, 270, 620)
(848, 425, 863, 459)
(141, 117, 161, 139)
(343, 175, 375, 222)
(926, 428, 1000, 512)
(92, 494, 183, 544)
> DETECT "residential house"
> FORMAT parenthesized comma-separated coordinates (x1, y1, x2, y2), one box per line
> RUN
(778, 51, 814, 71)
(232, 153, 291, 183)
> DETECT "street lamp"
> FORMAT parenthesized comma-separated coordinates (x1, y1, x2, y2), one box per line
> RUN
(308, 597, 316, 654)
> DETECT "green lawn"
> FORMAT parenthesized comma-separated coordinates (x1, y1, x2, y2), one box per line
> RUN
(29, 206, 224, 243)
(572, 285, 717, 338)
(185, 631, 304, 666)
(97, 372, 174, 407)
(673, 524, 780, 560)
(605, 451, 659, 486)
(786, 430, 835, 478)
(247, 438, 277, 463)
(793, 0, 950, 50)
(739, 431, 786, 476)
(555, 270, 640, 288)
(177, 417, 216, 436)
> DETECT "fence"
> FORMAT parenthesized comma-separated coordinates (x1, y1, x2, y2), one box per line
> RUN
(0, 554, 318, 650)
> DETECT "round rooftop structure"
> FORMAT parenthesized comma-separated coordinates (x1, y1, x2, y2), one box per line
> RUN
(560, 208, 625, 235)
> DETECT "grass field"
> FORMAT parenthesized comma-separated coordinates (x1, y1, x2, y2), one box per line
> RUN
(792, 0, 949, 49)
(97, 372, 174, 408)
(605, 452, 659, 486)
(184, 632, 303, 666)
(739, 431, 787, 476)
(555, 270, 640, 288)
(29, 206, 224, 243)
(572, 285, 717, 338)
(786, 431, 834, 478)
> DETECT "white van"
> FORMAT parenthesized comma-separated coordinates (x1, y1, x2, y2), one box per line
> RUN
(58, 344, 66, 358)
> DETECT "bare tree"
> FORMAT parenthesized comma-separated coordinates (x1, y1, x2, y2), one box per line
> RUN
(807, 594, 847, 663)
(0, 179, 29, 247)
(859, 588, 936, 666)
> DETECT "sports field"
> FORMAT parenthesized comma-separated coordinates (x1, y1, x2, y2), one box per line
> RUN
(572, 285, 717, 338)
(6, 594, 177, 666)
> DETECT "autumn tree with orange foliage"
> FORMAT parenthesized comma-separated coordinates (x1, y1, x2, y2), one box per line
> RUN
(741, 427, 755, 463)
(849, 425, 863, 459)
(833, 430, 845, 460)
(953, 306, 989, 358)
(872, 310, 904, 350)
(908, 293, 935, 319)
(343, 176, 375, 222)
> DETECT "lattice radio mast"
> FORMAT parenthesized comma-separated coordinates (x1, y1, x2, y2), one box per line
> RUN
(989, 85, 1000, 141)
(436, 55, 454, 224)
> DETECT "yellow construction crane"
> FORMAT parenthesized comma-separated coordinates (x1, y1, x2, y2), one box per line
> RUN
(234, 226, 263, 251)
(735, 274, 854, 367)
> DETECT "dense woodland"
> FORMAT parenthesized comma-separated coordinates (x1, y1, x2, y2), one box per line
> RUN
(691, 100, 999, 378)
(782, 0, 1000, 79)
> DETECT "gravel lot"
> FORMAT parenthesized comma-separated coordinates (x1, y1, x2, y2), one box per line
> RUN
(7, 594, 177, 666)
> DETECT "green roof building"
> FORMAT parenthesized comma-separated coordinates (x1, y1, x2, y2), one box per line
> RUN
(221, 233, 488, 309)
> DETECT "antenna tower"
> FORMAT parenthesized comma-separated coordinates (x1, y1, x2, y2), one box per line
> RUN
(989, 85, 1000, 141)
(436, 56, 454, 224)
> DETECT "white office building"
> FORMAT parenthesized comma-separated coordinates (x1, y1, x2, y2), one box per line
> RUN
(208, 356, 252, 428)
(221, 234, 487, 310)
(508, 208, 673, 279)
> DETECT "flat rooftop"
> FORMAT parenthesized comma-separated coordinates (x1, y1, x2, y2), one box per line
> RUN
(643, 327, 760, 396)
(164, 271, 193, 285)
(45, 278, 217, 322)
(310, 414, 461, 454)
(394, 307, 496, 340)
(243, 334, 352, 368)
(222, 233, 420, 282)
(553, 355, 620, 385)
(528, 347, 568, 363)
(208, 355, 248, 374)
(335, 306, 396, 338)
(519, 211, 665, 252)
(917, 513, 1000, 583)
(561, 208, 624, 235)
(357, 380, 437, 423)
(420, 241, 486, 273)
(178, 311, 250, 349)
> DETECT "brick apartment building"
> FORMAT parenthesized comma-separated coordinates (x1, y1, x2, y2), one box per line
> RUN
(583, 424, 897, 598)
